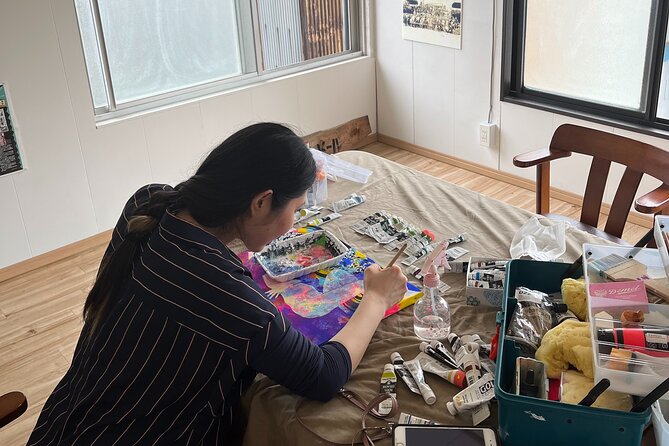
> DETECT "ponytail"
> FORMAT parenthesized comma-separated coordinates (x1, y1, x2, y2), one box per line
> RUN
(83, 190, 180, 335)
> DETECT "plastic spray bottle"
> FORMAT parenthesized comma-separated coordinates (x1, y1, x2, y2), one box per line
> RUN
(413, 241, 451, 341)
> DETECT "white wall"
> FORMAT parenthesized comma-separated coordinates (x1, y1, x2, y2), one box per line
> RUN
(0, 0, 377, 269)
(374, 0, 665, 210)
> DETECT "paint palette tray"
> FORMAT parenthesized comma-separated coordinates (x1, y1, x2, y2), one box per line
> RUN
(255, 229, 348, 282)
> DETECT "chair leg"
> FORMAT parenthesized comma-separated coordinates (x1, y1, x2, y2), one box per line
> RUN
(537, 163, 550, 214)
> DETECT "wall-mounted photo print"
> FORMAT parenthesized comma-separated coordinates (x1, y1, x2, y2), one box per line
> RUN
(0, 84, 23, 176)
(402, 0, 462, 49)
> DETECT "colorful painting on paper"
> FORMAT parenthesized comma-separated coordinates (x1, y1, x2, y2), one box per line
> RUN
(239, 249, 422, 345)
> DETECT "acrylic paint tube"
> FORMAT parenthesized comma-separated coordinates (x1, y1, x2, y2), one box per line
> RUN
(330, 193, 365, 213)
(447, 233, 467, 245)
(416, 352, 467, 389)
(391, 352, 421, 395)
(461, 334, 491, 357)
(398, 412, 436, 425)
(429, 340, 458, 364)
(378, 363, 397, 416)
(445, 261, 469, 273)
(446, 373, 495, 416)
(468, 270, 505, 281)
(597, 328, 669, 357)
(448, 333, 462, 354)
(404, 359, 437, 405)
(469, 260, 507, 269)
(456, 343, 483, 386)
(305, 212, 341, 226)
(420, 341, 458, 369)
(455, 342, 491, 425)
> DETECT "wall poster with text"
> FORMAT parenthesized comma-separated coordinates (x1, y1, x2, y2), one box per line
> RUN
(0, 84, 23, 176)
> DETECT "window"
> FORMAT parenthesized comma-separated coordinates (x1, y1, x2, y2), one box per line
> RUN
(502, 0, 669, 134)
(74, 0, 361, 119)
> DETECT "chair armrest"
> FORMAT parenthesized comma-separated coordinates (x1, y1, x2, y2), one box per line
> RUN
(513, 148, 571, 168)
(635, 184, 669, 214)
(0, 392, 27, 428)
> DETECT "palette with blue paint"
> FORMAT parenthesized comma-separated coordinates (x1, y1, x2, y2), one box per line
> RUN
(255, 230, 348, 282)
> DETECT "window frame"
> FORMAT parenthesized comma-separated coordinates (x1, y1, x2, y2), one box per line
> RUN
(80, 0, 364, 124)
(501, 0, 669, 138)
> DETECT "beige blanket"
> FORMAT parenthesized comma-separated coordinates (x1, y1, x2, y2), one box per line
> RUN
(237, 151, 649, 445)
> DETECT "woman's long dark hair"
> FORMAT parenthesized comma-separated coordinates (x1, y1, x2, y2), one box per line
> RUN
(83, 122, 317, 335)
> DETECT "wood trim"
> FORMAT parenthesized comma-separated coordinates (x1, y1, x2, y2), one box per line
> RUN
(0, 230, 112, 283)
(376, 134, 653, 229)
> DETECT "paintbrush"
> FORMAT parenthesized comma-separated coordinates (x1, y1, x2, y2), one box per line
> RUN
(631, 377, 669, 412)
(386, 243, 407, 269)
(578, 379, 610, 407)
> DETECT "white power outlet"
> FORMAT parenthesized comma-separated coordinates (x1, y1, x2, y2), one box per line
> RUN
(479, 122, 498, 148)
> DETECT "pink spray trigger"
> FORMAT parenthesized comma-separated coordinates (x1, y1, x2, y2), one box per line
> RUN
(417, 241, 450, 288)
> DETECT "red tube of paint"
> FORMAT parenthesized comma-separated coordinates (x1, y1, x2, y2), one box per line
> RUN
(597, 328, 669, 357)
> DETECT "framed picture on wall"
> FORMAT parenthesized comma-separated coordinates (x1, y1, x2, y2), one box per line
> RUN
(0, 84, 23, 176)
(402, 0, 462, 49)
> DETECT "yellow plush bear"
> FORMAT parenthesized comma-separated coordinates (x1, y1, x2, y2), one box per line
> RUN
(561, 278, 587, 321)
(535, 319, 593, 379)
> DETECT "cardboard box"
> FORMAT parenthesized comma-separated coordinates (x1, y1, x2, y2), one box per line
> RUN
(465, 257, 507, 307)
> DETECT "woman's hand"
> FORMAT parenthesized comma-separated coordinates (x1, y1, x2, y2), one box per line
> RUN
(363, 264, 408, 313)
(330, 263, 409, 371)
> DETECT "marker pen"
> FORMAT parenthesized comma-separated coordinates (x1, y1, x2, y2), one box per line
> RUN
(598, 327, 669, 357)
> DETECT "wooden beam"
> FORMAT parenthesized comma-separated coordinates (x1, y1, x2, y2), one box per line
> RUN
(303, 116, 373, 154)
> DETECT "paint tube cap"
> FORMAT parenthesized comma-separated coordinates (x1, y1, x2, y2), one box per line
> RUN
(419, 342, 430, 353)
(391, 352, 403, 363)
(446, 401, 458, 415)
(422, 387, 436, 405)
(383, 363, 395, 374)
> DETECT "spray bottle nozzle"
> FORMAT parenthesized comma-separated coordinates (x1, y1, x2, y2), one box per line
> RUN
(418, 241, 450, 288)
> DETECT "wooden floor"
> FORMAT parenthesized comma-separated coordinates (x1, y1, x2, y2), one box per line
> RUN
(0, 142, 651, 445)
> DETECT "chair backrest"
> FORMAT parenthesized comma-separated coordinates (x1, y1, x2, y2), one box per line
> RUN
(550, 124, 669, 238)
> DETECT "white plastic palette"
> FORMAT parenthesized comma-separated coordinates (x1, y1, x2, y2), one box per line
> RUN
(254, 230, 348, 282)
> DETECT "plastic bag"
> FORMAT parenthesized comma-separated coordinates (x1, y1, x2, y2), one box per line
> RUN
(306, 149, 373, 206)
(509, 216, 566, 261)
(309, 149, 372, 183)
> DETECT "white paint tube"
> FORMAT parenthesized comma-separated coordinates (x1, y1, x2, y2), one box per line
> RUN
(378, 363, 397, 416)
(448, 332, 462, 354)
(455, 342, 490, 425)
(404, 359, 436, 405)
(456, 342, 483, 385)
(330, 193, 365, 212)
(446, 373, 495, 416)
(415, 352, 467, 389)
(390, 352, 421, 395)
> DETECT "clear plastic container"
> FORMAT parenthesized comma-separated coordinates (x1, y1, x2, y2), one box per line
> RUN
(653, 400, 669, 446)
(584, 243, 669, 398)
(655, 215, 669, 281)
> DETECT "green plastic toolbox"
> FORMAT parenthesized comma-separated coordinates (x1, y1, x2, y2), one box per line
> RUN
(495, 259, 652, 446)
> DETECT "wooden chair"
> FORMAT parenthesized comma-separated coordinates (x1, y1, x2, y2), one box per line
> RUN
(0, 391, 27, 428)
(513, 124, 669, 245)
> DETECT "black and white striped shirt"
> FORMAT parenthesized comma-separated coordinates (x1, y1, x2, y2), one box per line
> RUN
(28, 184, 351, 445)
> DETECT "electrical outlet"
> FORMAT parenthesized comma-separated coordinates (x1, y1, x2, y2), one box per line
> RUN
(479, 122, 498, 148)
